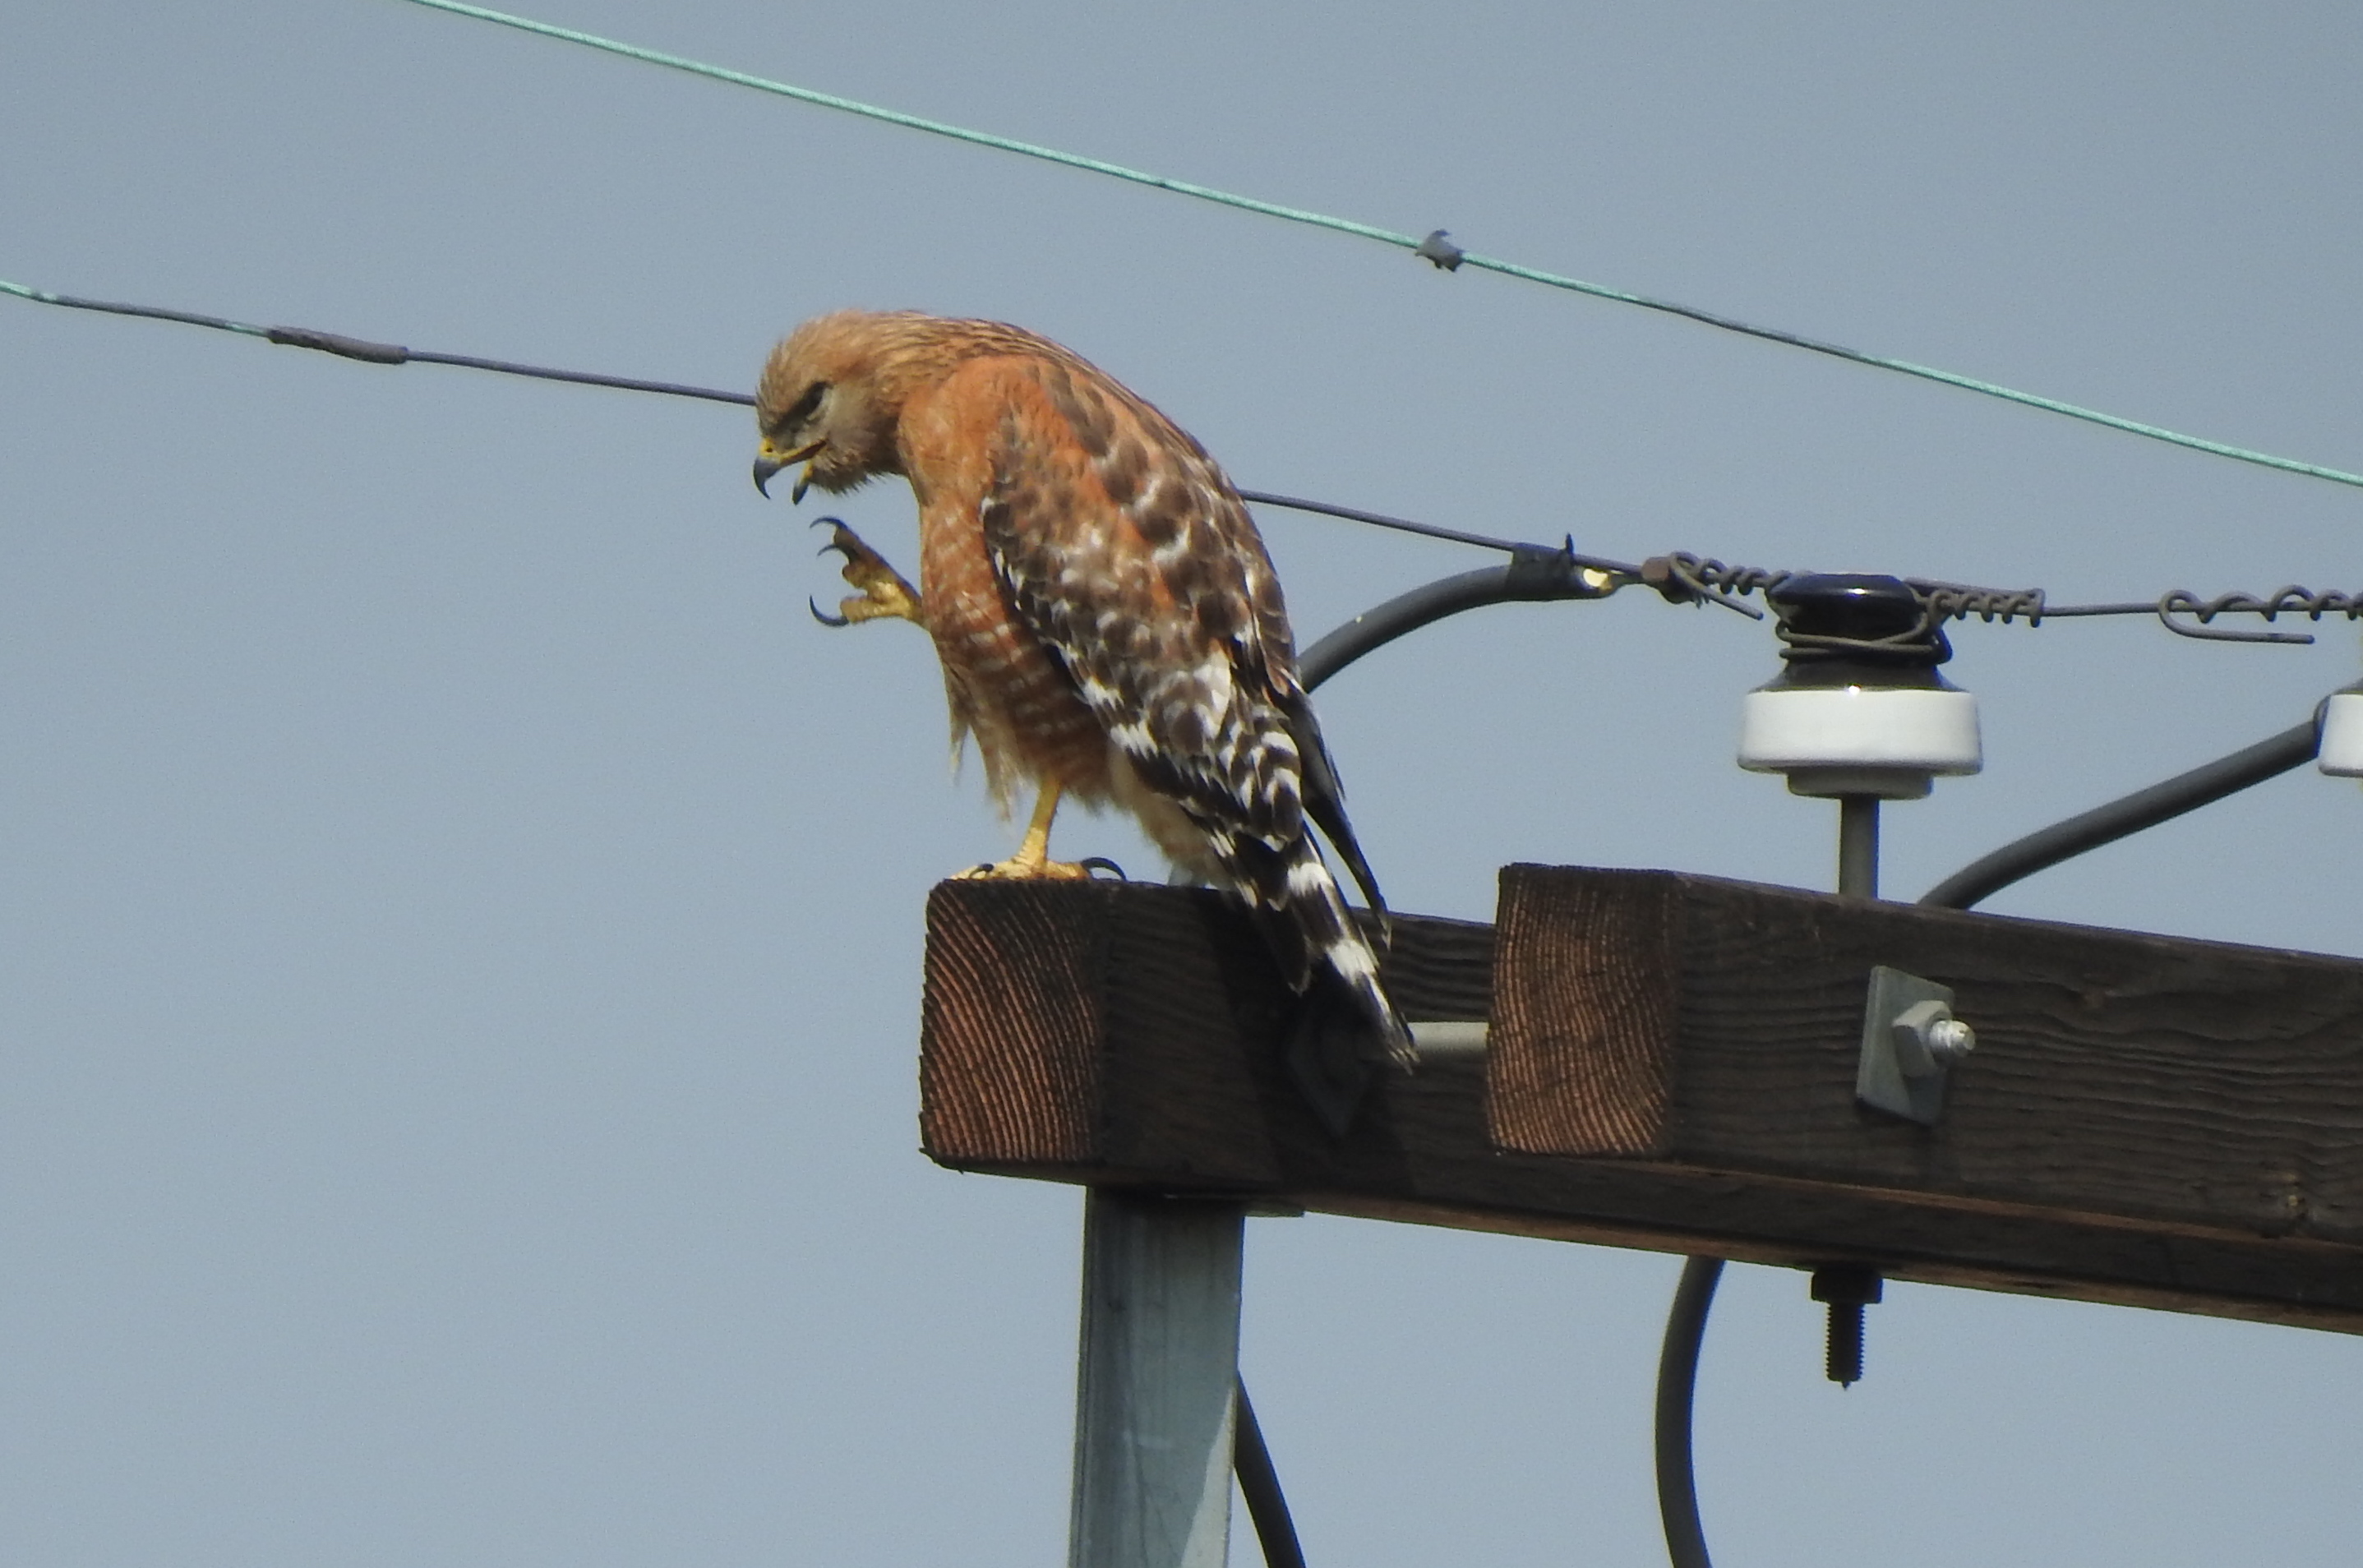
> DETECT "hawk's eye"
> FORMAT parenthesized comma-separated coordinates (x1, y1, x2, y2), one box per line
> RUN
(782, 381, 828, 426)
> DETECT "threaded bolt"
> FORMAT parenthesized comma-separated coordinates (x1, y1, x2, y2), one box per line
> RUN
(1825, 1300, 1865, 1385)
(1809, 1266, 1883, 1387)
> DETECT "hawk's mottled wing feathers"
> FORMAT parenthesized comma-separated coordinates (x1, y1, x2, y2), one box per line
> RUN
(967, 356, 1390, 915)
(978, 357, 1310, 852)
(981, 356, 1402, 1040)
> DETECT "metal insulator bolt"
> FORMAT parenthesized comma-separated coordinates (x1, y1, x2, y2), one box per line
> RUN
(1809, 1266, 1884, 1387)
(1926, 1016, 1976, 1063)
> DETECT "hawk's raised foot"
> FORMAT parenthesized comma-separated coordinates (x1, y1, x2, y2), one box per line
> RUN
(809, 519, 925, 629)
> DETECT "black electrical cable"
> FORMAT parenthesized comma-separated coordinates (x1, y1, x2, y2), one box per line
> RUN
(1299, 549, 1617, 689)
(1234, 1377, 1308, 1568)
(1654, 1258, 1724, 1568)
(1918, 713, 2324, 911)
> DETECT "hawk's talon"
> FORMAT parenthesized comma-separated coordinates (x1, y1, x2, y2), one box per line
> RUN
(953, 855, 1103, 882)
(808, 595, 851, 629)
(1080, 856, 1128, 881)
(811, 516, 852, 562)
(807, 519, 925, 629)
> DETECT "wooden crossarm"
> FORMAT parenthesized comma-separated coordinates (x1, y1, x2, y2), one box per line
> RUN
(920, 871, 2363, 1334)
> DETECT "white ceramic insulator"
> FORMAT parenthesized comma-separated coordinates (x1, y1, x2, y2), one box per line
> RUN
(1739, 687, 1983, 780)
(2320, 692, 2363, 778)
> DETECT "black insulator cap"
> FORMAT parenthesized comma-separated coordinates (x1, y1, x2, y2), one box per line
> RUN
(1769, 574, 1923, 641)
(1764, 573, 1953, 683)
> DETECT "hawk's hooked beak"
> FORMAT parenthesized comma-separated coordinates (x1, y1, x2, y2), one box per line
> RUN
(753, 439, 825, 500)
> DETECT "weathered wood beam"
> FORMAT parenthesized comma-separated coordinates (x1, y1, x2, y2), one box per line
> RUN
(919, 873, 2363, 1334)
(1490, 865, 2363, 1243)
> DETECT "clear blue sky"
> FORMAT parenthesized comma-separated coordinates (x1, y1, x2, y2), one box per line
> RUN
(5, 3, 2360, 1564)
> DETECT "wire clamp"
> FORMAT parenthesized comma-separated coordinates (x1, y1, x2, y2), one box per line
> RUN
(1857, 965, 1973, 1125)
(1415, 229, 1465, 270)
(264, 325, 411, 365)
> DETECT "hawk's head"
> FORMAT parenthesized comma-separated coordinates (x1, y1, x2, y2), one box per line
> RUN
(753, 310, 937, 503)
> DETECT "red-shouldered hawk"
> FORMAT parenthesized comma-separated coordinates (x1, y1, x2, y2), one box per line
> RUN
(752, 310, 1413, 1073)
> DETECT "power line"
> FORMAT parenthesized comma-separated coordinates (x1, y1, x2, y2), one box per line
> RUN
(0, 279, 274, 339)
(1647, 551, 2361, 646)
(1224, 490, 1533, 556)
(0, 277, 1541, 556)
(0, 279, 760, 406)
(389, 0, 2363, 493)
(7, 274, 2356, 642)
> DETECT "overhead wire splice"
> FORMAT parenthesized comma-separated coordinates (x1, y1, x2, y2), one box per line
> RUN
(1415, 230, 1466, 271)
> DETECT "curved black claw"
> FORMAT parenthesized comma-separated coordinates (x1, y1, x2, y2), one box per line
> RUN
(808, 595, 850, 628)
(810, 516, 850, 559)
(1080, 856, 1129, 882)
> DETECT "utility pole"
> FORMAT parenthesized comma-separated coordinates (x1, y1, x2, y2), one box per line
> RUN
(1066, 1192, 1246, 1568)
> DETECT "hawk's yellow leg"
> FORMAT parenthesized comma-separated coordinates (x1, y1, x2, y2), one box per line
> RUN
(814, 521, 925, 628)
(955, 783, 1100, 881)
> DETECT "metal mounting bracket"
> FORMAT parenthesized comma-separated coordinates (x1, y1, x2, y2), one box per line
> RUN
(1856, 965, 1975, 1125)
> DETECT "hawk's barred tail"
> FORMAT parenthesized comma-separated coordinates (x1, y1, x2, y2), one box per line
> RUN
(1264, 838, 1417, 1071)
